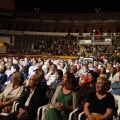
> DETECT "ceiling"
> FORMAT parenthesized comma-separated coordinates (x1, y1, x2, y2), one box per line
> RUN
(14, 0, 120, 13)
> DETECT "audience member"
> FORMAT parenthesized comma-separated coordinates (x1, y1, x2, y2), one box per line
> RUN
(0, 72, 24, 113)
(78, 71, 99, 112)
(84, 77, 115, 120)
(49, 69, 63, 89)
(45, 72, 78, 120)
(4, 73, 46, 120)
(111, 74, 120, 95)
(0, 65, 7, 92)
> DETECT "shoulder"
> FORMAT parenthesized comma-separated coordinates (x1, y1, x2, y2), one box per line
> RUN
(1, 73, 7, 77)
(88, 92, 96, 97)
(106, 93, 114, 99)
(112, 81, 120, 85)
(56, 85, 62, 90)
(6, 83, 13, 87)
(36, 86, 46, 92)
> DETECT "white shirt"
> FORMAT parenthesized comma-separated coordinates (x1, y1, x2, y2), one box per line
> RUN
(25, 88, 35, 106)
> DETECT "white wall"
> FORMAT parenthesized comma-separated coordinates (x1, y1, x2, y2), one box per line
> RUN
(0, 46, 6, 53)
(0, 37, 10, 44)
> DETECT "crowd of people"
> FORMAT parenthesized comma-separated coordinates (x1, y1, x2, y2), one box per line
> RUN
(0, 56, 119, 120)
(7, 35, 114, 58)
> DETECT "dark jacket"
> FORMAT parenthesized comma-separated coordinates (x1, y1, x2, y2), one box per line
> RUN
(17, 85, 46, 114)
(0, 73, 7, 85)
(78, 82, 96, 104)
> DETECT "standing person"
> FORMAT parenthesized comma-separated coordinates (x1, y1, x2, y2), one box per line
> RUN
(45, 72, 78, 120)
(4, 73, 46, 120)
(84, 77, 115, 120)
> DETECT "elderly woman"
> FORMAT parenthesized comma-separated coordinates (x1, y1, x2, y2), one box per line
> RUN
(45, 72, 78, 120)
(0, 72, 24, 113)
(84, 77, 115, 120)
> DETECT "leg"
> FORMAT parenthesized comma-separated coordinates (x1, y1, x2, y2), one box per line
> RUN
(16, 113, 36, 120)
(3, 111, 19, 120)
(16, 113, 30, 120)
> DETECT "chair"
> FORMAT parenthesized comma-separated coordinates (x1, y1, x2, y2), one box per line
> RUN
(68, 107, 79, 120)
(36, 88, 55, 120)
(78, 111, 85, 120)
(37, 104, 50, 120)
(113, 95, 120, 118)
(37, 105, 79, 120)
(0, 101, 18, 119)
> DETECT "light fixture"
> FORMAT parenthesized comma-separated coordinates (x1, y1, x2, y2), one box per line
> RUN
(94, 8, 101, 13)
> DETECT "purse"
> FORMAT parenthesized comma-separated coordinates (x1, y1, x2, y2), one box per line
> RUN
(86, 113, 102, 120)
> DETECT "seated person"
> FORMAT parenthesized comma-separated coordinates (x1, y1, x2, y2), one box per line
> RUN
(0, 65, 7, 92)
(70, 65, 79, 84)
(5, 64, 20, 85)
(111, 74, 120, 95)
(84, 77, 115, 120)
(49, 69, 63, 89)
(35, 68, 47, 87)
(78, 71, 99, 107)
(0, 72, 24, 113)
(45, 72, 78, 120)
(4, 73, 46, 120)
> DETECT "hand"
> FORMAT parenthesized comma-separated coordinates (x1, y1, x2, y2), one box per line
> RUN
(17, 108, 26, 118)
(1, 102, 7, 107)
(25, 79, 29, 87)
(55, 102, 65, 110)
(58, 103, 65, 110)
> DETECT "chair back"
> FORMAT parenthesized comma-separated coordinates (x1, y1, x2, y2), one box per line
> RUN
(46, 88, 55, 104)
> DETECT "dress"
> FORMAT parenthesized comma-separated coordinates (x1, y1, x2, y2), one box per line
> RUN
(45, 88, 72, 120)
(86, 92, 115, 120)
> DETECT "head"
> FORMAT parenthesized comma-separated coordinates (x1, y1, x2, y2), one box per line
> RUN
(50, 64, 57, 72)
(93, 68, 100, 75)
(99, 66, 106, 74)
(59, 62, 65, 69)
(0, 65, 6, 73)
(94, 61, 99, 66)
(32, 59, 37, 66)
(28, 74, 40, 88)
(109, 66, 117, 74)
(11, 72, 24, 85)
(11, 64, 20, 73)
(87, 71, 99, 83)
(54, 69, 63, 80)
(35, 69, 44, 83)
(70, 65, 77, 74)
(19, 65, 27, 73)
(46, 61, 52, 69)
(62, 72, 77, 91)
(96, 77, 111, 92)
(82, 64, 88, 73)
